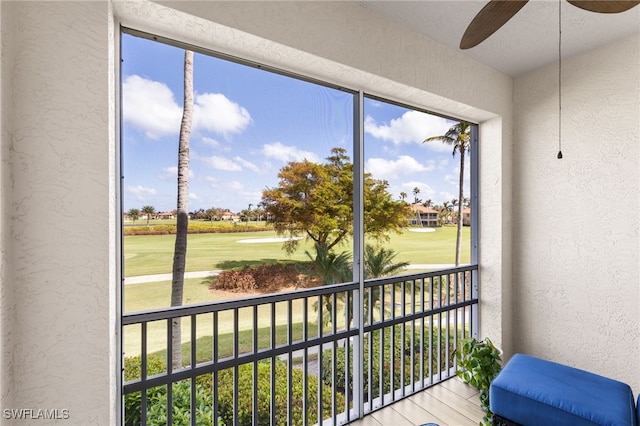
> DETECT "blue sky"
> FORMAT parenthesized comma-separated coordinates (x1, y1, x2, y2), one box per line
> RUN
(122, 33, 469, 213)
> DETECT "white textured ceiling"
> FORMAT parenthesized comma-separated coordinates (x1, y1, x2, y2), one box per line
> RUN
(358, 0, 640, 77)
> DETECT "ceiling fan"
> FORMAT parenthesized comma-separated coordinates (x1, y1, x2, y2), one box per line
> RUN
(460, 0, 640, 49)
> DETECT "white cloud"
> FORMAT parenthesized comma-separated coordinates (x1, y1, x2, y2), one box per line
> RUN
(261, 142, 321, 163)
(126, 185, 158, 202)
(162, 166, 194, 179)
(233, 156, 261, 173)
(444, 173, 458, 186)
(366, 155, 434, 180)
(201, 137, 225, 149)
(401, 181, 435, 199)
(364, 111, 453, 150)
(123, 75, 182, 139)
(123, 75, 251, 140)
(201, 155, 242, 171)
(439, 191, 457, 203)
(445, 164, 470, 186)
(195, 153, 260, 173)
(194, 93, 252, 138)
(189, 192, 199, 201)
(226, 181, 244, 191)
(204, 176, 244, 192)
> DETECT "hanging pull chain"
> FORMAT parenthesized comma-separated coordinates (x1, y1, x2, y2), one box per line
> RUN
(557, 0, 563, 159)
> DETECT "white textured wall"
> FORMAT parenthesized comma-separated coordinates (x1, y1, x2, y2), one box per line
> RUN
(1, 1, 115, 424)
(154, 0, 510, 121)
(1, 0, 15, 413)
(513, 35, 640, 392)
(1, 0, 514, 423)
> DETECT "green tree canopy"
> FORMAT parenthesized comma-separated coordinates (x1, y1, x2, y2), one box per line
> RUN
(261, 147, 411, 254)
(127, 208, 140, 222)
(141, 205, 156, 226)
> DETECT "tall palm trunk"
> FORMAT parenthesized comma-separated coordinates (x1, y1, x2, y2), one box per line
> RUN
(455, 148, 465, 266)
(424, 121, 470, 267)
(171, 50, 193, 371)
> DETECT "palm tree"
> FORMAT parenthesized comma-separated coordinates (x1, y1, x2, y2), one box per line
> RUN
(364, 244, 409, 279)
(141, 205, 155, 226)
(246, 203, 253, 228)
(363, 244, 409, 320)
(440, 201, 453, 225)
(412, 187, 422, 226)
(306, 242, 352, 286)
(412, 186, 421, 204)
(170, 49, 194, 371)
(424, 121, 471, 266)
(399, 191, 408, 202)
(127, 208, 140, 223)
(306, 242, 352, 326)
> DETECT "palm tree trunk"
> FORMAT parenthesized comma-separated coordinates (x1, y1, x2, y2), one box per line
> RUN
(171, 50, 194, 371)
(455, 148, 465, 266)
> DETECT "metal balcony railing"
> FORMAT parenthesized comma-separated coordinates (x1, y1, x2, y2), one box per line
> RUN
(122, 264, 478, 426)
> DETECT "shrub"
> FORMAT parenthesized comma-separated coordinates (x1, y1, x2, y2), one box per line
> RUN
(217, 359, 345, 426)
(124, 222, 274, 236)
(124, 355, 166, 426)
(212, 269, 257, 291)
(211, 263, 318, 292)
(322, 325, 456, 401)
(145, 380, 214, 426)
(123, 354, 166, 381)
(124, 355, 216, 426)
(123, 355, 344, 426)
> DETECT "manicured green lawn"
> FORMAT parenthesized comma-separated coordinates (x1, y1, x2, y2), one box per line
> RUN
(124, 277, 222, 313)
(124, 226, 470, 277)
(124, 231, 315, 277)
(123, 226, 470, 357)
(123, 280, 343, 357)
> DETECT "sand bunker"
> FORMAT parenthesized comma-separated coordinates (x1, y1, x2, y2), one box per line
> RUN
(408, 228, 436, 233)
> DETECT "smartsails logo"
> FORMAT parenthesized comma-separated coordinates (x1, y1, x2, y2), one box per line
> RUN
(3, 408, 70, 420)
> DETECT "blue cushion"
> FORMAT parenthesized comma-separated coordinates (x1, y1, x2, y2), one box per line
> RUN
(490, 354, 635, 426)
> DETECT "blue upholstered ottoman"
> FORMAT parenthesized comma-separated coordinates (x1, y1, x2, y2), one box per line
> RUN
(490, 354, 637, 426)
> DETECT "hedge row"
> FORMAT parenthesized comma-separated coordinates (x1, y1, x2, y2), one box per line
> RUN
(124, 223, 275, 236)
(123, 356, 344, 426)
(321, 325, 456, 400)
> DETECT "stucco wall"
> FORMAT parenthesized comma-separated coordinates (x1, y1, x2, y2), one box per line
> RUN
(513, 34, 640, 393)
(1, 1, 115, 424)
(1, 0, 15, 414)
(1, 0, 514, 423)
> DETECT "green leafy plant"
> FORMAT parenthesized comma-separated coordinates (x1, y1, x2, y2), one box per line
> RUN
(455, 337, 502, 426)
(217, 359, 344, 426)
(323, 325, 455, 401)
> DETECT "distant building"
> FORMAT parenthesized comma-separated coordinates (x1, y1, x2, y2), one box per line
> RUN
(157, 211, 175, 220)
(409, 204, 440, 227)
(462, 208, 471, 226)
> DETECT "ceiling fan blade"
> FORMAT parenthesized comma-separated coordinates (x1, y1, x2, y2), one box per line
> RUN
(460, 0, 529, 49)
(567, 1, 640, 13)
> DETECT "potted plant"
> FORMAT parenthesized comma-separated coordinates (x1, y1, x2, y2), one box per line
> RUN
(455, 337, 502, 426)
